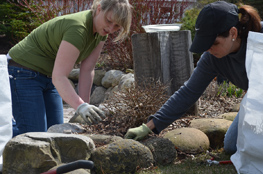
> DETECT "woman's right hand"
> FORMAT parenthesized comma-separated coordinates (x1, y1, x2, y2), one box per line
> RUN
(75, 103, 106, 125)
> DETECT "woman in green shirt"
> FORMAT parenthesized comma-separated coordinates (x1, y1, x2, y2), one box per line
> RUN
(8, 0, 132, 137)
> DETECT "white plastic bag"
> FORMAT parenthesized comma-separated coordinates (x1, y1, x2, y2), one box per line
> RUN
(231, 31, 263, 174)
(0, 55, 12, 171)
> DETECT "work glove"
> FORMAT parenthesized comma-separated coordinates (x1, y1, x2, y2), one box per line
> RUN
(124, 124, 152, 140)
(74, 103, 106, 125)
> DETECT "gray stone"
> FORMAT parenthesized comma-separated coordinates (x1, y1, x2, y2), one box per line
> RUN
(104, 86, 119, 101)
(218, 112, 238, 121)
(68, 69, 80, 82)
(163, 128, 209, 154)
(47, 123, 86, 134)
(118, 73, 135, 90)
(90, 86, 107, 105)
(141, 137, 177, 165)
(190, 118, 232, 149)
(90, 139, 154, 174)
(85, 134, 123, 146)
(231, 103, 240, 112)
(93, 69, 106, 86)
(69, 113, 87, 125)
(3, 132, 95, 174)
(101, 70, 124, 88)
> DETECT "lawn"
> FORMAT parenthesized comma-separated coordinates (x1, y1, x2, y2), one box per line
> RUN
(136, 150, 237, 174)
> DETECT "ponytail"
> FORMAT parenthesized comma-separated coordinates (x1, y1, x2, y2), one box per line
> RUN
(237, 5, 261, 38)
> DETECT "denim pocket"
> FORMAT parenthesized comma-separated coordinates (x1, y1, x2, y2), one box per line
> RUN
(8, 67, 37, 80)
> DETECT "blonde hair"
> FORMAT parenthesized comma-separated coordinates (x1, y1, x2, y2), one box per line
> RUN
(91, 0, 132, 42)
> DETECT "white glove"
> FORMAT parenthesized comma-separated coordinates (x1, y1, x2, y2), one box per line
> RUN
(76, 103, 106, 125)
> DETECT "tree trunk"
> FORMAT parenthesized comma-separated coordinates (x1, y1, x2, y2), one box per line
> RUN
(132, 30, 198, 115)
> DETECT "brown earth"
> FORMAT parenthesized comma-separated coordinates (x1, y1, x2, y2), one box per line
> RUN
(84, 80, 243, 137)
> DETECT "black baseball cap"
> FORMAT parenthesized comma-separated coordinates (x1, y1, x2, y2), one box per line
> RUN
(190, 1, 239, 53)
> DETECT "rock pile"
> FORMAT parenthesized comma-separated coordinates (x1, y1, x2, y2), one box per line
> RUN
(2, 112, 238, 174)
(2, 69, 240, 173)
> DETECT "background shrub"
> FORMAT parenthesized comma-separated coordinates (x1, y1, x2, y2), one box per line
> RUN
(1, 0, 194, 69)
(101, 78, 170, 135)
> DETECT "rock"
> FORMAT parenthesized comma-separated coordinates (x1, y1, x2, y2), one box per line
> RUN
(69, 114, 87, 125)
(163, 128, 210, 154)
(118, 73, 135, 90)
(104, 86, 119, 101)
(68, 69, 80, 82)
(190, 118, 232, 149)
(101, 70, 124, 88)
(93, 69, 106, 86)
(85, 134, 123, 146)
(90, 86, 107, 105)
(141, 137, 177, 165)
(218, 112, 238, 121)
(90, 139, 154, 174)
(47, 123, 86, 134)
(231, 103, 240, 112)
(3, 132, 95, 174)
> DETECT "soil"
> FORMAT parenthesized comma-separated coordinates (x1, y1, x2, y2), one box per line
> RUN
(84, 80, 243, 137)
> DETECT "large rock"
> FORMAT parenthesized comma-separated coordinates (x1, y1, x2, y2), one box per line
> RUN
(68, 69, 80, 82)
(90, 86, 107, 105)
(218, 112, 238, 121)
(85, 134, 123, 146)
(3, 132, 95, 174)
(104, 86, 119, 101)
(118, 73, 134, 90)
(101, 70, 124, 88)
(190, 118, 232, 149)
(93, 69, 106, 86)
(141, 137, 177, 165)
(47, 123, 86, 134)
(90, 139, 154, 174)
(163, 128, 210, 154)
(231, 103, 240, 112)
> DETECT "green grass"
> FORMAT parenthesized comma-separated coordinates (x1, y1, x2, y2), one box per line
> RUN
(136, 151, 237, 174)
(217, 81, 244, 98)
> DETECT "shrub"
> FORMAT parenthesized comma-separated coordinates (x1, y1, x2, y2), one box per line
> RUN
(0, 2, 35, 44)
(97, 78, 170, 136)
(2, 0, 193, 70)
(217, 81, 244, 98)
(180, 8, 200, 41)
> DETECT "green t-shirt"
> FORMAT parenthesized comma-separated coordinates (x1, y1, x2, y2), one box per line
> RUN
(9, 10, 107, 76)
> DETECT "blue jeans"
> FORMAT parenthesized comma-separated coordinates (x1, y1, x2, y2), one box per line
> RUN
(8, 66, 64, 137)
(224, 112, 239, 154)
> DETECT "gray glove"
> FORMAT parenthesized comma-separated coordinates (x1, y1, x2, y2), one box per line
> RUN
(75, 103, 106, 125)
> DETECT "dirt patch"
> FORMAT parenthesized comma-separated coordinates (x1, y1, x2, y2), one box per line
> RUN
(82, 80, 243, 137)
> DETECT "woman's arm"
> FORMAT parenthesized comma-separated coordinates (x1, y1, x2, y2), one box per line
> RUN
(52, 40, 105, 110)
(78, 41, 105, 103)
(148, 53, 218, 133)
(52, 40, 83, 110)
